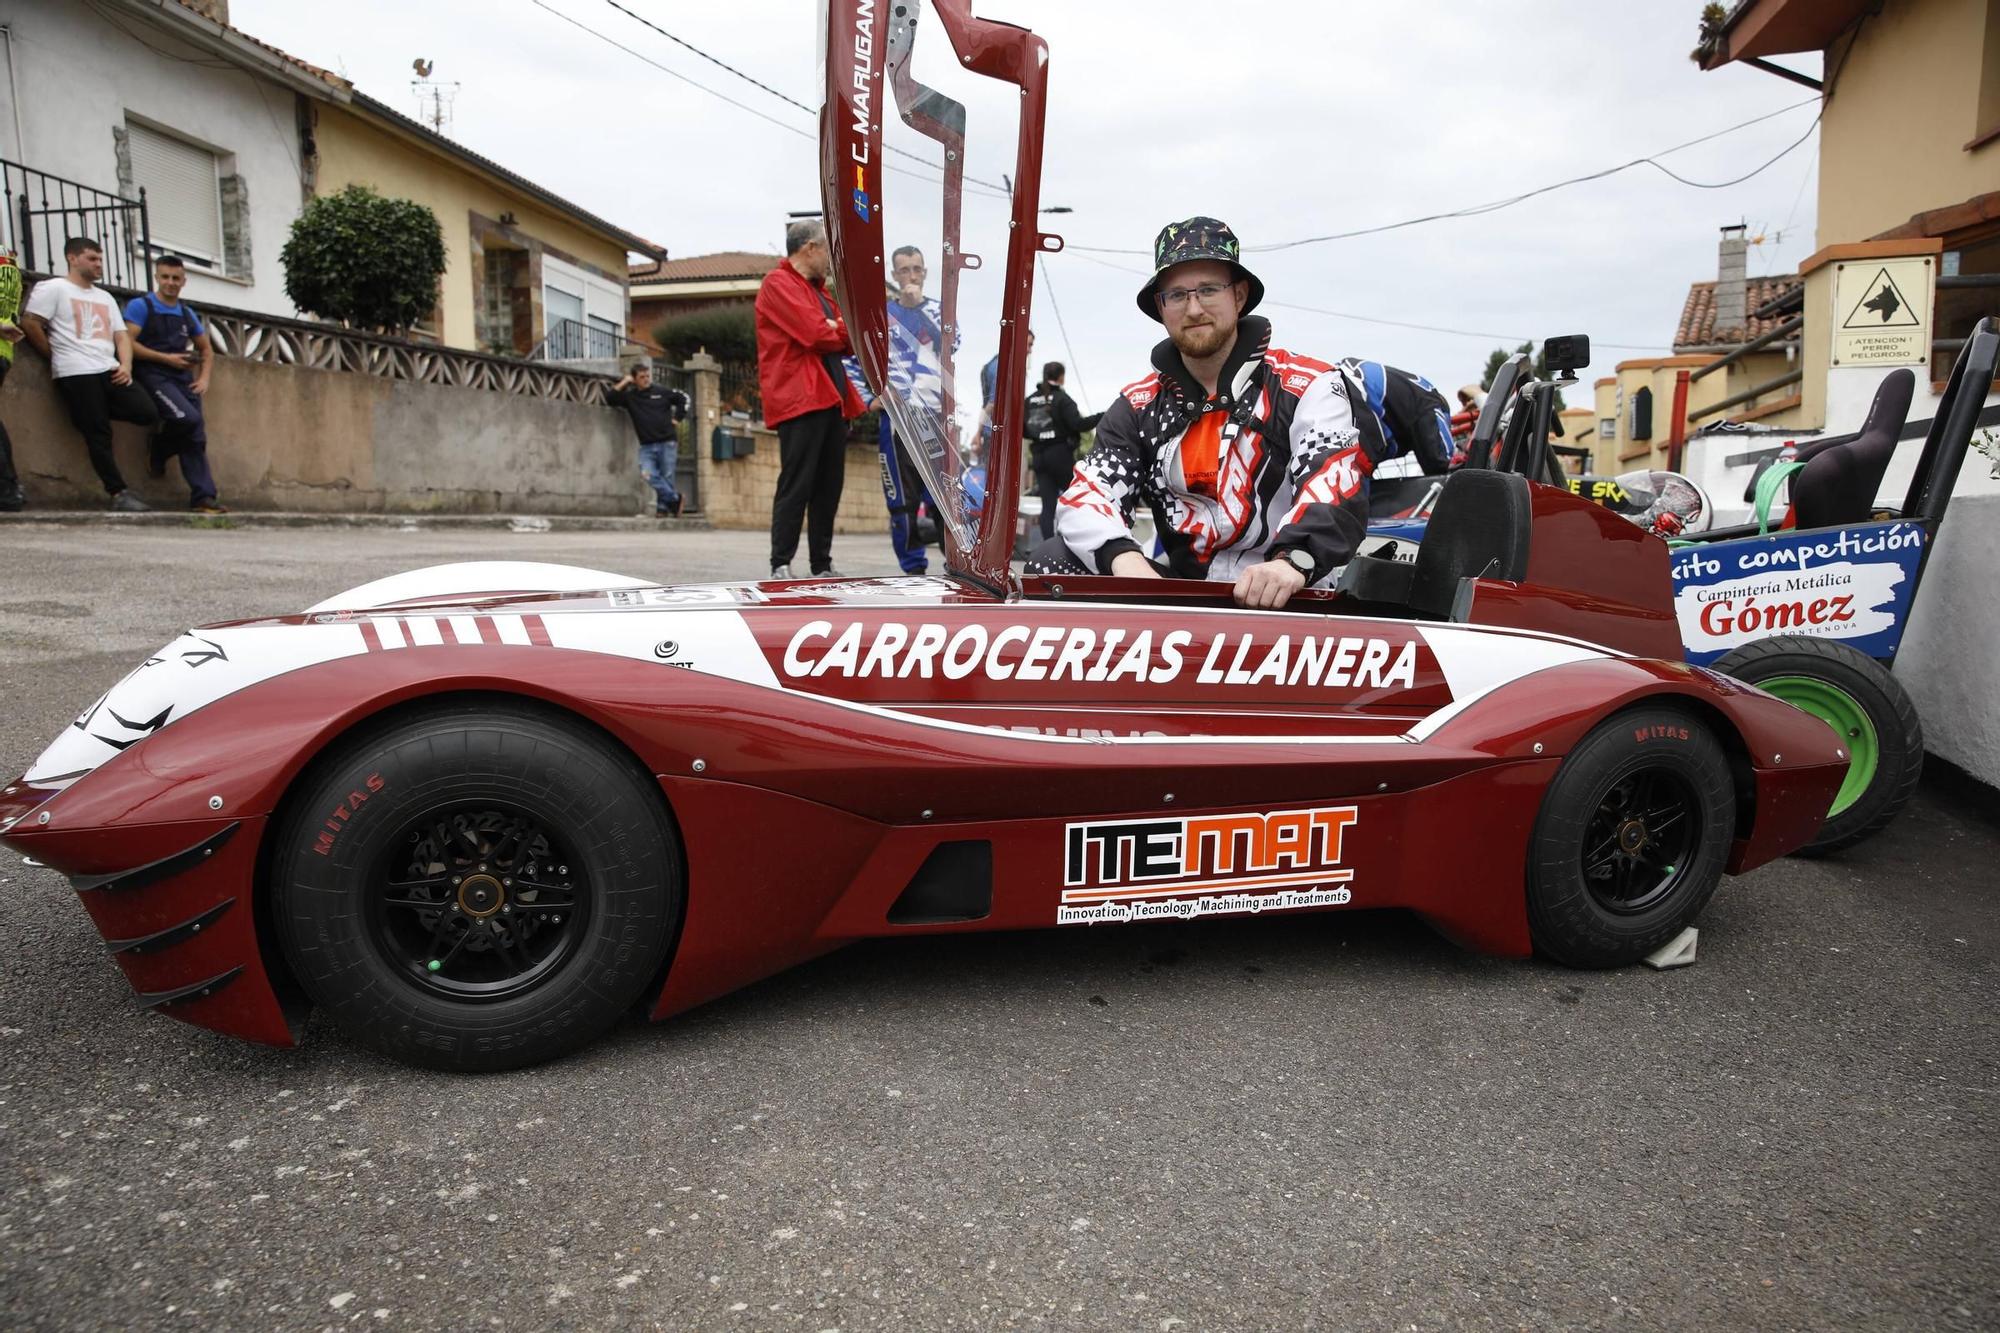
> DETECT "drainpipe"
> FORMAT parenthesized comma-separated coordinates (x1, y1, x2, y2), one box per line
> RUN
(1666, 370, 1692, 474)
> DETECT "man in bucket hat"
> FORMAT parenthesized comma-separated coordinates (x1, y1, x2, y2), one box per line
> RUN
(1028, 216, 1371, 609)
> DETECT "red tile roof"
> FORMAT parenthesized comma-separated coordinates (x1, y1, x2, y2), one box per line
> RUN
(630, 252, 783, 284)
(166, 0, 349, 89)
(1674, 275, 1802, 350)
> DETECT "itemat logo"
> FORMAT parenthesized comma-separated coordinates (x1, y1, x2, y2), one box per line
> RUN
(1057, 804, 1358, 925)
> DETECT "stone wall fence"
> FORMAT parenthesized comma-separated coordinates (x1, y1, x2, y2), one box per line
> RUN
(0, 285, 887, 532)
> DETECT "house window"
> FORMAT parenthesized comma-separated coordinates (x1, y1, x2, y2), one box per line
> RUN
(125, 120, 224, 270)
(587, 314, 620, 360)
(541, 253, 627, 359)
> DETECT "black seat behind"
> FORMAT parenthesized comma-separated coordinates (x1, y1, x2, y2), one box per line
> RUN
(1791, 368, 1914, 529)
(1341, 469, 1532, 617)
(1409, 469, 1532, 618)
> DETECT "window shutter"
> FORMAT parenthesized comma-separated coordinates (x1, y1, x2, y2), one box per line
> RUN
(126, 121, 222, 262)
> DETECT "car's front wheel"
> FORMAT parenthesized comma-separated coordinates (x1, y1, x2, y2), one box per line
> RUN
(272, 701, 681, 1071)
(1526, 706, 1735, 968)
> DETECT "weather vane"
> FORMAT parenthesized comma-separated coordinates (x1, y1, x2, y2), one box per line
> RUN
(410, 59, 460, 135)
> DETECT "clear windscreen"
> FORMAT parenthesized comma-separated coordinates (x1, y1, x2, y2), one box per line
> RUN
(852, 4, 1026, 559)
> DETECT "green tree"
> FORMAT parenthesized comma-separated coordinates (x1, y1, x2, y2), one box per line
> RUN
(280, 185, 446, 334)
(651, 305, 757, 364)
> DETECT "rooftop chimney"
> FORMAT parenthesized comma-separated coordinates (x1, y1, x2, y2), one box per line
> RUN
(1715, 224, 1748, 339)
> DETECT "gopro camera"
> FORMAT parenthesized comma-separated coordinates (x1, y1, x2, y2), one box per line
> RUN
(1543, 334, 1590, 376)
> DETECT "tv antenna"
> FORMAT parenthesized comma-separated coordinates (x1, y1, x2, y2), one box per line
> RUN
(410, 59, 460, 135)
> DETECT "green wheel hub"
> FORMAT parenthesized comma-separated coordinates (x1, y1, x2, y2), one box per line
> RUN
(1760, 675, 1878, 816)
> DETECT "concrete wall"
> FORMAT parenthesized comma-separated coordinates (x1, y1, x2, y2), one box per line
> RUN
(311, 105, 631, 355)
(0, 0, 305, 315)
(696, 422, 889, 536)
(1896, 495, 2000, 788)
(1817, 0, 1998, 247)
(0, 353, 656, 515)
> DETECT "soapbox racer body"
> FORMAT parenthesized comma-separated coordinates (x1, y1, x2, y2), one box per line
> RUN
(0, 1, 1848, 1069)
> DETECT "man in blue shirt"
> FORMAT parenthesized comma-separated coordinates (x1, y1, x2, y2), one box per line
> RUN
(123, 255, 224, 512)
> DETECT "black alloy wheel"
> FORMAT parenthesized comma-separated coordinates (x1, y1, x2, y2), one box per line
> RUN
(1577, 769, 1700, 916)
(273, 701, 682, 1071)
(371, 804, 586, 1002)
(1525, 705, 1735, 968)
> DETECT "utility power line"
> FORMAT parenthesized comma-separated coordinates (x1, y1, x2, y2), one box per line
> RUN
(1068, 98, 1823, 257)
(588, 0, 1014, 199)
(1063, 250, 1670, 352)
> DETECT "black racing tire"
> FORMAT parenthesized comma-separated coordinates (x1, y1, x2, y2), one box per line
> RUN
(1709, 635, 1923, 856)
(1526, 705, 1735, 968)
(271, 701, 681, 1071)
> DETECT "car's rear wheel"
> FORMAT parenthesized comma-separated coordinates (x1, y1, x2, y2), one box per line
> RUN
(272, 702, 680, 1071)
(1526, 705, 1735, 968)
(1710, 635, 1921, 855)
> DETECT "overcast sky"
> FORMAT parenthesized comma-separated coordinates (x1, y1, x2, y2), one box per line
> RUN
(236, 0, 1825, 409)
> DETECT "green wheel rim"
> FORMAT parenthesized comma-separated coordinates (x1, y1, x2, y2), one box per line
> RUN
(1760, 675, 1879, 817)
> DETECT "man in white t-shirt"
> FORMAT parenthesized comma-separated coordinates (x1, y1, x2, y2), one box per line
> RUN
(20, 236, 160, 511)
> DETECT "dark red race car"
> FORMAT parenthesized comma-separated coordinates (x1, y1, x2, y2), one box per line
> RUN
(0, 1, 1848, 1070)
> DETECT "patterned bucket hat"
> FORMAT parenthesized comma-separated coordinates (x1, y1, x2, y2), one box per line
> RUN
(1135, 216, 1265, 322)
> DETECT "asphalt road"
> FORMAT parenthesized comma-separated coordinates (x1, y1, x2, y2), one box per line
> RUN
(0, 523, 1995, 1332)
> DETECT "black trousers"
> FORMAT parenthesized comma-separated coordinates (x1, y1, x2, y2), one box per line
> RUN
(55, 371, 159, 494)
(770, 406, 848, 572)
(0, 360, 17, 493)
(1033, 462, 1071, 541)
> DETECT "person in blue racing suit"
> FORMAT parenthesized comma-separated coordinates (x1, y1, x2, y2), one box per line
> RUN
(880, 245, 959, 574)
(1335, 358, 1456, 476)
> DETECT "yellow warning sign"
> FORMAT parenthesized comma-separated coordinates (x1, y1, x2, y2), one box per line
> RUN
(1832, 256, 1932, 366)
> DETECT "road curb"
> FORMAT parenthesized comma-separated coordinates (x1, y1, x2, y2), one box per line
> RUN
(0, 510, 716, 533)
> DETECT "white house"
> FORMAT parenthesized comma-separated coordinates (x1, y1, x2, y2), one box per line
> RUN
(0, 0, 338, 314)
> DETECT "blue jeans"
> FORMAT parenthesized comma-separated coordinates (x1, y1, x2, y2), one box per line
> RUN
(639, 440, 680, 513)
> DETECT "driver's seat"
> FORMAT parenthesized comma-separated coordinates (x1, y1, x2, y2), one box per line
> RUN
(1789, 368, 1915, 529)
(1339, 469, 1532, 618)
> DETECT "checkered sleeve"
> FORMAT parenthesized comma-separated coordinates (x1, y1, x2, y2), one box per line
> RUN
(1271, 370, 1369, 579)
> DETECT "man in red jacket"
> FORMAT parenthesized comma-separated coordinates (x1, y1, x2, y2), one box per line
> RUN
(756, 219, 866, 578)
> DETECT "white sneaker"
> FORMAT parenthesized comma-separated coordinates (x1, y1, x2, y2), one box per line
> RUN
(770, 564, 793, 579)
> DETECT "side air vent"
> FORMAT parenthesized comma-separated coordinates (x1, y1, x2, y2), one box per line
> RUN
(887, 841, 993, 924)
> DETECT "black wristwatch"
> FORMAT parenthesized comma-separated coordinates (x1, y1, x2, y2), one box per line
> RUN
(1273, 547, 1315, 580)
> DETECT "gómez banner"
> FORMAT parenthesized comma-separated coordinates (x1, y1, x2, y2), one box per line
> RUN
(1671, 520, 1926, 665)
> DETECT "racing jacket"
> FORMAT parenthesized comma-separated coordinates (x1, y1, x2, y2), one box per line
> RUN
(886, 295, 955, 414)
(1054, 316, 1371, 584)
(754, 261, 866, 427)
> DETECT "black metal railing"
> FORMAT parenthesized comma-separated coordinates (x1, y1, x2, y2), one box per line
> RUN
(2, 160, 150, 289)
(528, 317, 637, 363)
(718, 361, 761, 421)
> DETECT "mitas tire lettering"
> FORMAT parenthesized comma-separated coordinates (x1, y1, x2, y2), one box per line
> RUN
(270, 703, 683, 1072)
(1525, 705, 1735, 968)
